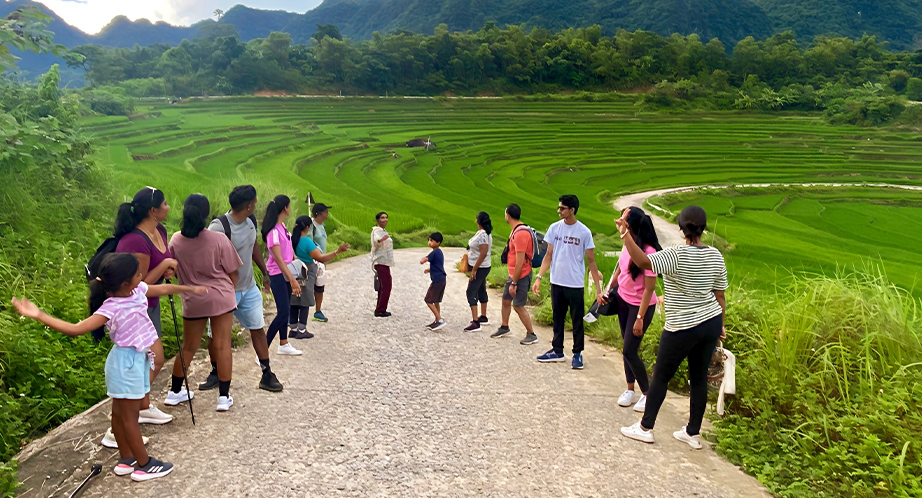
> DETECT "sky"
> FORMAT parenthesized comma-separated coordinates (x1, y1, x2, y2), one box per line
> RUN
(26, 0, 324, 34)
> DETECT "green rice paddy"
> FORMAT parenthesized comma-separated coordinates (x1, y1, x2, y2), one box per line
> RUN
(82, 97, 922, 291)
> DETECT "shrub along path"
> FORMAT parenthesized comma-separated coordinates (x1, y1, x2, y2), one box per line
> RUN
(16, 248, 765, 497)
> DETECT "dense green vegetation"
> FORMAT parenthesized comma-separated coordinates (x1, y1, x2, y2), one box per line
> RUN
(0, 10, 111, 495)
(63, 25, 922, 128)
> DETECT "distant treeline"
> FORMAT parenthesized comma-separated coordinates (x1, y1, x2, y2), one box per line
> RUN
(67, 24, 922, 124)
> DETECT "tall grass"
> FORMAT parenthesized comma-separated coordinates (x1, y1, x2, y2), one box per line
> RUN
(714, 268, 922, 496)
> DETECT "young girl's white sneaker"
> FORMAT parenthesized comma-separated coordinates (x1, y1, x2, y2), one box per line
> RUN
(621, 422, 655, 443)
(632, 395, 647, 412)
(673, 426, 703, 449)
(617, 390, 638, 407)
(101, 428, 149, 449)
(277, 343, 302, 355)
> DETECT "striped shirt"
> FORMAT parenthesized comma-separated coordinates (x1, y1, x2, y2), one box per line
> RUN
(94, 281, 158, 351)
(647, 245, 728, 332)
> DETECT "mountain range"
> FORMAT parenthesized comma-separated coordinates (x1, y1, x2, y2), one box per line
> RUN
(5, 0, 922, 80)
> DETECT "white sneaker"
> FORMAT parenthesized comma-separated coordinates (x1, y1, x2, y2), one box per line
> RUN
(101, 428, 149, 449)
(138, 406, 173, 425)
(216, 395, 234, 412)
(673, 426, 703, 449)
(617, 389, 638, 407)
(633, 395, 647, 413)
(277, 343, 302, 355)
(620, 422, 655, 443)
(163, 388, 194, 406)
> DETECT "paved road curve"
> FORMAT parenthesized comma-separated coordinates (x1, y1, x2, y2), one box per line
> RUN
(19, 248, 766, 497)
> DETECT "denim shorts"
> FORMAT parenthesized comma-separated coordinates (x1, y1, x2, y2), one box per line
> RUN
(234, 284, 266, 330)
(105, 345, 152, 400)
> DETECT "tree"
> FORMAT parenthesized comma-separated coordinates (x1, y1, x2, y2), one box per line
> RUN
(313, 24, 343, 49)
(0, 7, 66, 72)
(213, 9, 224, 20)
(907, 78, 922, 101)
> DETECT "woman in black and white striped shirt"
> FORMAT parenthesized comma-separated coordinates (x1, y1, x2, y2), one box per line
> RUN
(617, 205, 728, 449)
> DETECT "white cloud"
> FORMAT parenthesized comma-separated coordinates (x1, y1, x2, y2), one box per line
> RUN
(30, 0, 322, 34)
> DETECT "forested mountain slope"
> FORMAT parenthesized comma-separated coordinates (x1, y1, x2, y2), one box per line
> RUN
(5, 0, 922, 80)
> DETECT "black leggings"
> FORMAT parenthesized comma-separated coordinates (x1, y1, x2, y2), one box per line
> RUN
(466, 267, 490, 307)
(266, 274, 291, 346)
(641, 314, 723, 436)
(616, 294, 656, 393)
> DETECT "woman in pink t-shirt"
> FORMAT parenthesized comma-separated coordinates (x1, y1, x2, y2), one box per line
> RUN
(260, 194, 302, 356)
(168, 194, 243, 412)
(604, 207, 662, 413)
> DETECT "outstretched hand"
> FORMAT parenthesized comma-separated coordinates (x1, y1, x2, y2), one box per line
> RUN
(11, 297, 40, 319)
(189, 286, 208, 296)
(337, 243, 351, 253)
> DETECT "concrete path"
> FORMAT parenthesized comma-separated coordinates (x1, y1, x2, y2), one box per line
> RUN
(17, 248, 767, 497)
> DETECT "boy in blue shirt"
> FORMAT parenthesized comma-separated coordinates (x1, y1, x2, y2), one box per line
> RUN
(420, 232, 446, 330)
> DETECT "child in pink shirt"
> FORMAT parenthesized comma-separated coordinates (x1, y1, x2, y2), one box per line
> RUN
(12, 253, 204, 482)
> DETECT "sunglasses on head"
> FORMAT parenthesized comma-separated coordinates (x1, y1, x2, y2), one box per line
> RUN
(144, 186, 158, 203)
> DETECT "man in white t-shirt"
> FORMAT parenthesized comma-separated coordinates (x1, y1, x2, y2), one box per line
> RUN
(531, 194, 603, 369)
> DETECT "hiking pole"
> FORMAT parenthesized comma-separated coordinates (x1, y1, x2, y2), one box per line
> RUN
(67, 464, 101, 498)
(167, 280, 195, 425)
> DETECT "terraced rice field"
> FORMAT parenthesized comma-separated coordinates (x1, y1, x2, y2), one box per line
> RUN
(658, 188, 922, 293)
(82, 97, 922, 290)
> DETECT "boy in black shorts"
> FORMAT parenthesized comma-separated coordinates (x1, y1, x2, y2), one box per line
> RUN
(420, 232, 446, 330)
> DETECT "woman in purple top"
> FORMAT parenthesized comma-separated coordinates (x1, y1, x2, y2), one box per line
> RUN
(113, 186, 178, 427)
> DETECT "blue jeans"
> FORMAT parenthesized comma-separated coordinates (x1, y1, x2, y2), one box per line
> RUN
(266, 274, 291, 346)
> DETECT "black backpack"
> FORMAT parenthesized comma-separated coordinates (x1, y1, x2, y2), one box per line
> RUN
(85, 229, 155, 342)
(217, 213, 258, 240)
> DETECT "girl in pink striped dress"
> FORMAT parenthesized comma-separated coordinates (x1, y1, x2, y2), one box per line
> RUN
(12, 253, 205, 482)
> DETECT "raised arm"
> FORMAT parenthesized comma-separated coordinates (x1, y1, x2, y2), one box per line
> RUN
(616, 220, 653, 270)
(311, 243, 350, 264)
(11, 298, 108, 337)
(146, 283, 207, 298)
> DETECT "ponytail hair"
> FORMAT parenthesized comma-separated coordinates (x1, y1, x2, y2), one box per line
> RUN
(114, 187, 165, 237)
(261, 194, 291, 242)
(625, 207, 663, 280)
(180, 193, 210, 238)
(476, 211, 493, 235)
(291, 215, 312, 253)
(89, 253, 140, 341)
(677, 205, 707, 241)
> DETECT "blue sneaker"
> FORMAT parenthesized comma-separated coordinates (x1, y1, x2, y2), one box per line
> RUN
(312, 311, 328, 322)
(537, 349, 566, 363)
(572, 353, 584, 369)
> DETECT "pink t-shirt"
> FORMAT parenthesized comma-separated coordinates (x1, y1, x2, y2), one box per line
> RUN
(169, 230, 243, 319)
(265, 223, 293, 276)
(94, 281, 158, 351)
(617, 245, 659, 307)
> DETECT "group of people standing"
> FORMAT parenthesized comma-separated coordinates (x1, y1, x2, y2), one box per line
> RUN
(11, 187, 728, 483)
(367, 194, 729, 450)
(12, 185, 348, 482)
